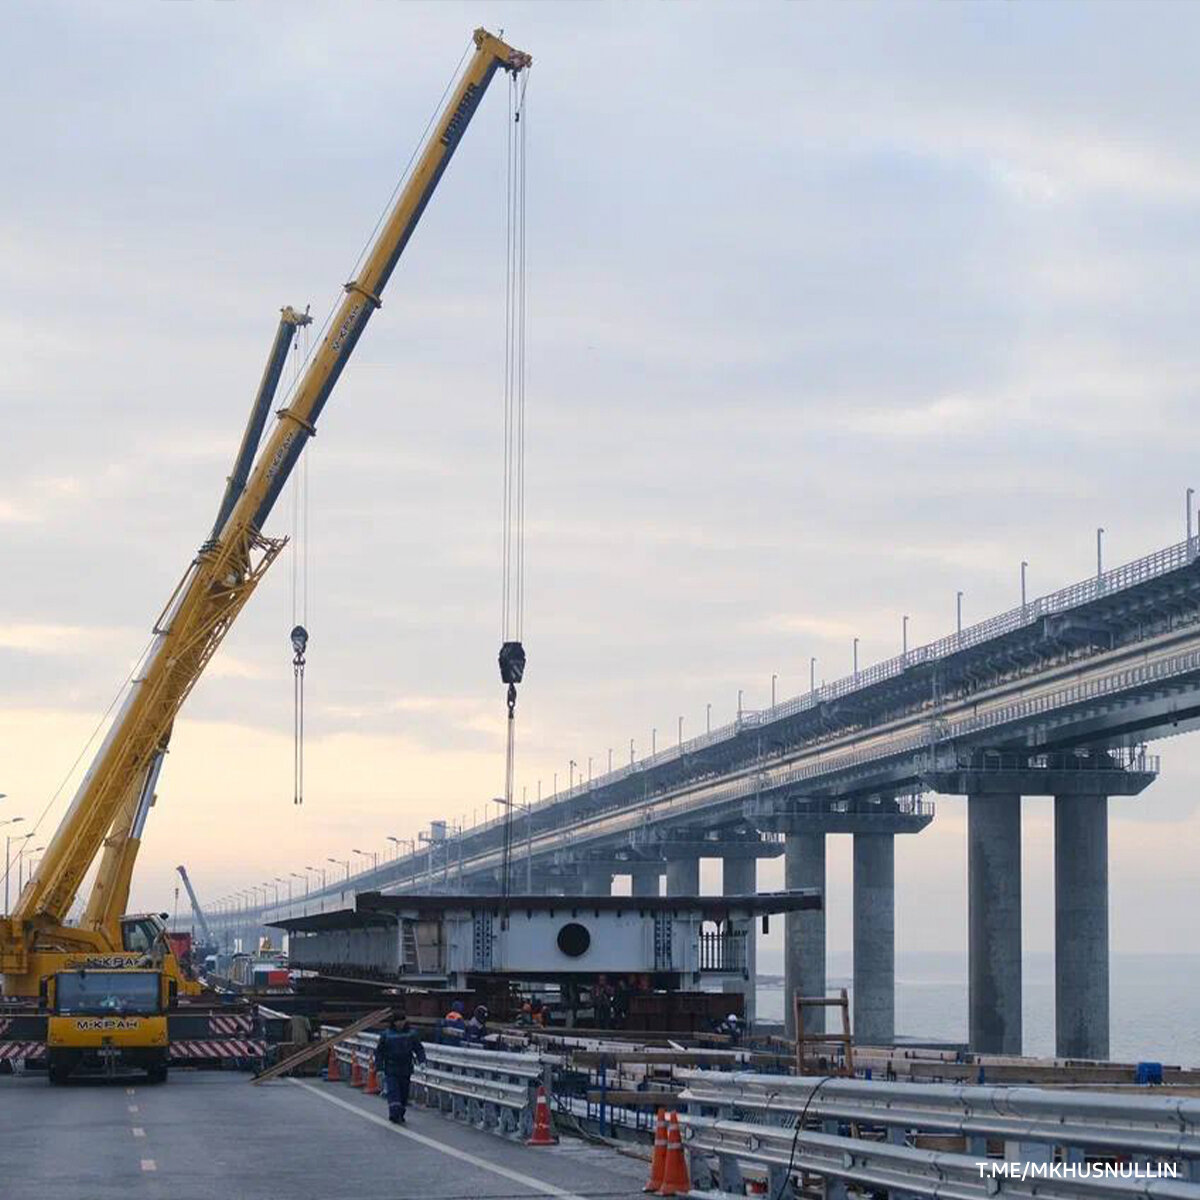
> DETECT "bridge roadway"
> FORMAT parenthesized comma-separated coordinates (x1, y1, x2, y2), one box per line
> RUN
(219, 537, 1200, 1061)
(0, 1071, 647, 1200)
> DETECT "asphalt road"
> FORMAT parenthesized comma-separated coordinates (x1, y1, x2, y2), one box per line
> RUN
(0, 1069, 650, 1200)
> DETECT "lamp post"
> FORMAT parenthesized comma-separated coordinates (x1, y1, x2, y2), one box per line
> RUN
(771, 674, 777, 707)
(651, 729, 657, 755)
(1021, 560, 1028, 609)
(853, 637, 859, 677)
(328, 856, 350, 882)
(569, 759, 576, 789)
(3, 816, 25, 914)
(1188, 487, 1194, 543)
(677, 716, 683, 748)
(608, 747, 613, 773)
(1097, 527, 1104, 579)
(290, 871, 304, 898)
(809, 656, 816, 698)
(706, 702, 711, 733)
(352, 848, 378, 871)
(629, 739, 635, 765)
(737, 689, 743, 719)
(902, 614, 909, 658)
(278, 875, 292, 904)
(307, 865, 326, 890)
(957, 590, 963, 637)
(17, 837, 42, 895)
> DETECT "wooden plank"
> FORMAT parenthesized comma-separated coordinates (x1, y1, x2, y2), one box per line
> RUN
(251, 1006, 393, 1084)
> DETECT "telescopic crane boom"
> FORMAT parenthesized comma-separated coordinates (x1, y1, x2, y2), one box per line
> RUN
(1, 28, 531, 996)
(175, 866, 214, 948)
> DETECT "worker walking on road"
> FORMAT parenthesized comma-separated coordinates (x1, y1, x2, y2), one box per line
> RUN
(373, 1014, 426, 1124)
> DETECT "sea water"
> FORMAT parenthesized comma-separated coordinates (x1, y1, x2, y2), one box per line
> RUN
(752, 950, 1200, 1065)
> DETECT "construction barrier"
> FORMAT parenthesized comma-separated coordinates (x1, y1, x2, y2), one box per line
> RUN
(677, 1070, 1200, 1198)
(321, 1025, 559, 1140)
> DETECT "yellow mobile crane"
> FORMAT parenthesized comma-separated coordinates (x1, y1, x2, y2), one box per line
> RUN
(1, 28, 532, 1002)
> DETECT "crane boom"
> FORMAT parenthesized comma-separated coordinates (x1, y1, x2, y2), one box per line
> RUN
(1, 28, 531, 993)
(175, 866, 213, 946)
(81, 304, 312, 942)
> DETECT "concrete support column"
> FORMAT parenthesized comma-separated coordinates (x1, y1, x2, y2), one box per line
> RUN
(784, 834, 826, 1036)
(665, 856, 699, 896)
(579, 868, 613, 897)
(852, 832, 895, 1047)
(630, 869, 661, 898)
(722, 857, 757, 1022)
(968, 793, 1023, 1054)
(1055, 794, 1109, 1060)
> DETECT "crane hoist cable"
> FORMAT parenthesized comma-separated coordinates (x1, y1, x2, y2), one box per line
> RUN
(499, 68, 530, 902)
(290, 320, 312, 806)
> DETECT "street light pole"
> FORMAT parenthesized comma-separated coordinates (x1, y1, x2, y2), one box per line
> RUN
(902, 614, 909, 658)
(1188, 487, 1194, 544)
(1021, 560, 1028, 609)
(706, 702, 711, 733)
(771, 674, 777, 707)
(809, 656, 816, 698)
(956, 591, 963, 636)
(1097, 527, 1104, 579)
(853, 637, 859, 677)
(2, 816, 26, 914)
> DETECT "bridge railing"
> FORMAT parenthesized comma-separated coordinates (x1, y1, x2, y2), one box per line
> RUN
(677, 1069, 1200, 1197)
(320, 1026, 555, 1138)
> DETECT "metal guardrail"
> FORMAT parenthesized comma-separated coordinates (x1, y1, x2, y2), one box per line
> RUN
(319, 1026, 555, 1138)
(678, 1071, 1200, 1198)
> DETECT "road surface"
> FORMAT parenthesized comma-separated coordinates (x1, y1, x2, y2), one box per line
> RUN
(0, 1069, 649, 1200)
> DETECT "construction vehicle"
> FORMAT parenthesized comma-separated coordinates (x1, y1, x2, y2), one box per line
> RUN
(0, 28, 532, 1002)
(42, 967, 175, 1084)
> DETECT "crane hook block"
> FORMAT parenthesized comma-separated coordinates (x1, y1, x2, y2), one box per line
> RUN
(291, 624, 309, 661)
(499, 640, 526, 686)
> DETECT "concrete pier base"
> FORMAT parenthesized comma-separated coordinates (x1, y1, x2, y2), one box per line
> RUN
(784, 834, 826, 1036)
(852, 832, 894, 1047)
(665, 856, 699, 896)
(1055, 794, 1109, 1060)
(968, 793, 1023, 1054)
(722, 856, 757, 1022)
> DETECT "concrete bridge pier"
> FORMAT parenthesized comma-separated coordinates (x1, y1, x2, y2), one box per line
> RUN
(784, 833, 827, 1035)
(722, 855, 758, 1022)
(968, 793, 1023, 1054)
(750, 795, 932, 1040)
(852, 832, 895, 1047)
(926, 754, 1154, 1061)
(1055, 793, 1109, 1060)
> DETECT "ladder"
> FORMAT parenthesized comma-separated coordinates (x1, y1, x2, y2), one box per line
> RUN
(402, 922, 421, 973)
(793, 988, 854, 1076)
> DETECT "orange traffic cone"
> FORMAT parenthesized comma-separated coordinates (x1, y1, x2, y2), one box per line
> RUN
(350, 1053, 364, 1087)
(526, 1085, 558, 1145)
(326, 1046, 341, 1083)
(657, 1112, 690, 1196)
(364, 1058, 381, 1095)
(644, 1108, 668, 1192)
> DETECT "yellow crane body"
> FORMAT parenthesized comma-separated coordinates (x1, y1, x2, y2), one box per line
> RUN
(0, 28, 531, 997)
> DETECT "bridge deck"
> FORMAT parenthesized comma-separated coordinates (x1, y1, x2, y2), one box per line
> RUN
(0, 1072, 647, 1200)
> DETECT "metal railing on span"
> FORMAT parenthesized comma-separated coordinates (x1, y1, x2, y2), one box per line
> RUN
(677, 1069, 1200, 1198)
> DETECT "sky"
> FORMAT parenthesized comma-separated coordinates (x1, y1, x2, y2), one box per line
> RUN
(3, 2, 1200, 970)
